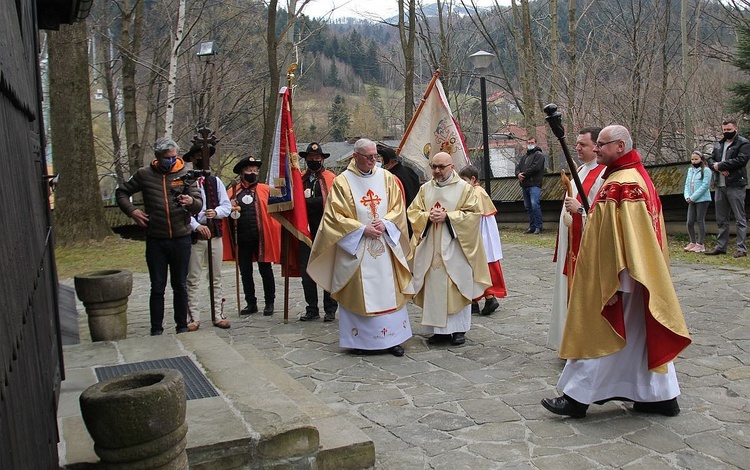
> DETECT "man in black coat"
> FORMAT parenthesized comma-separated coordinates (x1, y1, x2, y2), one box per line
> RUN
(515, 137, 547, 234)
(378, 143, 421, 238)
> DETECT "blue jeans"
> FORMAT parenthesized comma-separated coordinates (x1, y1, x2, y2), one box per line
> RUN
(146, 235, 192, 333)
(522, 186, 543, 230)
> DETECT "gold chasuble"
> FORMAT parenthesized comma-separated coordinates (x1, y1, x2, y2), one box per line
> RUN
(560, 150, 691, 372)
(408, 173, 491, 327)
(307, 160, 414, 316)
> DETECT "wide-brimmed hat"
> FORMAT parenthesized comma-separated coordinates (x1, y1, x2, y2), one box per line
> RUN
(376, 143, 398, 163)
(299, 142, 329, 159)
(233, 156, 262, 174)
(182, 144, 216, 162)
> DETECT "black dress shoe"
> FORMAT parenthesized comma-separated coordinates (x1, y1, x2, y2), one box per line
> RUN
(633, 398, 680, 416)
(481, 297, 499, 315)
(323, 311, 335, 322)
(388, 345, 405, 356)
(299, 310, 320, 321)
(263, 303, 274, 316)
(427, 334, 451, 344)
(471, 302, 480, 314)
(704, 248, 726, 256)
(450, 332, 466, 345)
(150, 329, 163, 336)
(533, 228, 542, 235)
(541, 395, 588, 418)
(523, 228, 535, 234)
(240, 304, 258, 316)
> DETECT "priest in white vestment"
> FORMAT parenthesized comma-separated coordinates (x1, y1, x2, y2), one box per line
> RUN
(548, 127, 606, 350)
(307, 139, 414, 356)
(408, 152, 491, 346)
(542, 125, 691, 419)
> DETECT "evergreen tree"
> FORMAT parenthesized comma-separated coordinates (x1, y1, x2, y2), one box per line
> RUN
(328, 94, 350, 141)
(327, 61, 341, 87)
(729, 24, 750, 117)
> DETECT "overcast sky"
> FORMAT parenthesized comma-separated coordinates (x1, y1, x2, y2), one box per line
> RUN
(302, 0, 503, 21)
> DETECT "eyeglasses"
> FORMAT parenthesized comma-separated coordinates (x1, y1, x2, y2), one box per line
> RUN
(594, 139, 620, 148)
(429, 163, 452, 170)
(356, 152, 378, 160)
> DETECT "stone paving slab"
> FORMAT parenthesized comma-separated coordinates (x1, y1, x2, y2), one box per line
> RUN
(59, 241, 750, 469)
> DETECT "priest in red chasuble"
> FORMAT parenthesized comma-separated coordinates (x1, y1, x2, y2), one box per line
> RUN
(307, 139, 414, 357)
(542, 125, 691, 419)
(408, 152, 491, 347)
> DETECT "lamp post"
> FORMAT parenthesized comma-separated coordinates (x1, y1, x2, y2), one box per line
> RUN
(469, 50, 495, 197)
(197, 41, 219, 131)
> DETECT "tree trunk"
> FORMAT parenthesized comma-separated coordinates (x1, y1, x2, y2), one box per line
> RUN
(262, 0, 281, 179)
(681, 0, 694, 155)
(122, 0, 145, 176)
(164, 0, 187, 139)
(398, 0, 416, 127)
(48, 20, 112, 244)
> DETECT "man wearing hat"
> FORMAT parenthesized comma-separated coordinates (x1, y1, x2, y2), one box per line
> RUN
(298, 142, 338, 321)
(182, 144, 232, 330)
(224, 156, 281, 316)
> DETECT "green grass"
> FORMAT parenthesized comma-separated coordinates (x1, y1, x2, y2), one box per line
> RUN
(55, 236, 147, 280)
(55, 228, 749, 281)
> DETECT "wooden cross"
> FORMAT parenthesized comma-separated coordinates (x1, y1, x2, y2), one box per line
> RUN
(191, 127, 218, 172)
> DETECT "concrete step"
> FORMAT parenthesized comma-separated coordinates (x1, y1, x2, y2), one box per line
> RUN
(58, 330, 374, 469)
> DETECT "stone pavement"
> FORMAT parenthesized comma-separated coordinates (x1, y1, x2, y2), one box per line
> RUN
(61, 242, 750, 469)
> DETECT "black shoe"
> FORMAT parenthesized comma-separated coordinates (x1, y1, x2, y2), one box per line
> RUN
(240, 304, 258, 316)
(299, 311, 321, 321)
(150, 329, 163, 336)
(541, 395, 588, 418)
(523, 228, 535, 234)
(175, 326, 189, 334)
(450, 332, 466, 345)
(481, 297, 499, 315)
(633, 398, 680, 416)
(388, 345, 405, 356)
(323, 311, 335, 322)
(427, 334, 451, 344)
(733, 250, 747, 258)
(704, 248, 726, 256)
(533, 228, 542, 235)
(471, 302, 480, 314)
(263, 303, 274, 316)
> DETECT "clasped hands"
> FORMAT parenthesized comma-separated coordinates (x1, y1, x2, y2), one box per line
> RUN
(363, 219, 385, 239)
(429, 207, 447, 224)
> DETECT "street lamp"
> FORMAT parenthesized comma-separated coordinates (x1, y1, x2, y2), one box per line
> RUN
(469, 50, 495, 196)
(197, 41, 219, 131)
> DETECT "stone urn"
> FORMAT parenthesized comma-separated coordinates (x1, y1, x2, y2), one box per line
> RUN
(74, 269, 132, 341)
(79, 369, 188, 469)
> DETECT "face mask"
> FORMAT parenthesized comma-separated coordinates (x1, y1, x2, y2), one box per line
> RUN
(375, 162, 382, 168)
(306, 161, 322, 172)
(692, 162, 702, 168)
(159, 157, 176, 172)
(243, 173, 258, 185)
(527, 145, 535, 151)
(723, 131, 737, 140)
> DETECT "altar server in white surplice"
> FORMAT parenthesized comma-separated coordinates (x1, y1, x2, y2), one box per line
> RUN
(307, 139, 414, 357)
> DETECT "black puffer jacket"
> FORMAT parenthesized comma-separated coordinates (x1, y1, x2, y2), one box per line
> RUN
(514, 146, 546, 188)
(708, 135, 750, 187)
(116, 158, 203, 238)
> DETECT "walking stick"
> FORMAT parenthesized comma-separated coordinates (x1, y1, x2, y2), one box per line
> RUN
(543, 104, 589, 213)
(230, 180, 242, 317)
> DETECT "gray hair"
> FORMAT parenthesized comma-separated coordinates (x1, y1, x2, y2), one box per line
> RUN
(154, 137, 179, 158)
(353, 138, 376, 154)
(606, 125, 633, 153)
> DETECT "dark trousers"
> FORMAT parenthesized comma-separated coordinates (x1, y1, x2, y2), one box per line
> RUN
(145, 235, 192, 334)
(714, 186, 747, 253)
(299, 242, 337, 314)
(238, 238, 275, 307)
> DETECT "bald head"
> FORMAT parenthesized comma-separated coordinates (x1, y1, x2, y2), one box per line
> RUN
(595, 125, 633, 166)
(430, 152, 454, 182)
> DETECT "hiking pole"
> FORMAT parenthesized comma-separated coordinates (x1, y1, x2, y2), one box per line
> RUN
(543, 103, 589, 213)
